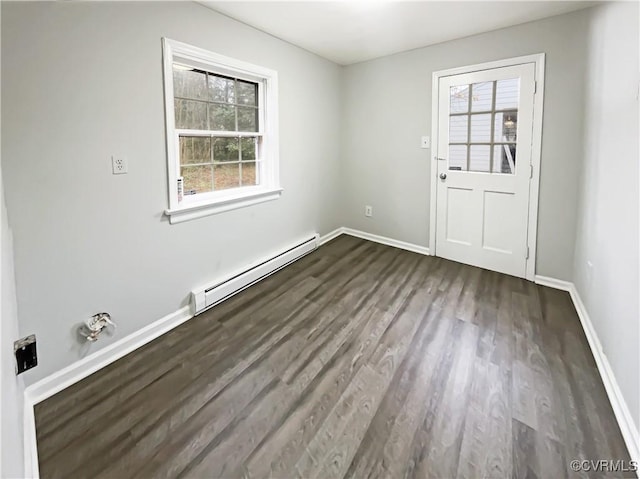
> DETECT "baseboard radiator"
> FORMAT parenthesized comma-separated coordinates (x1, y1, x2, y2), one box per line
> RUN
(191, 234, 319, 315)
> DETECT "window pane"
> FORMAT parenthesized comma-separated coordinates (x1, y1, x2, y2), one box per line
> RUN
(173, 68, 207, 100)
(493, 145, 516, 174)
(241, 162, 257, 185)
(471, 82, 493, 112)
(174, 99, 207, 130)
(449, 145, 467, 171)
(495, 78, 519, 110)
(469, 145, 490, 172)
(237, 80, 258, 106)
(213, 137, 239, 162)
(214, 164, 240, 190)
(209, 103, 236, 131)
(450, 85, 469, 113)
(238, 107, 258, 132)
(449, 115, 468, 143)
(209, 75, 235, 103)
(494, 111, 518, 142)
(241, 137, 257, 161)
(181, 165, 213, 194)
(179, 136, 211, 165)
(470, 114, 491, 142)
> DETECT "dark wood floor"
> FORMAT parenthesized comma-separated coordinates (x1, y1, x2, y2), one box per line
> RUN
(35, 236, 631, 478)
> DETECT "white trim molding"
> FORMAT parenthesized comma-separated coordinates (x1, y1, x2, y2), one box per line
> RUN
(29, 233, 638, 479)
(318, 227, 430, 256)
(165, 188, 283, 224)
(535, 275, 640, 469)
(23, 304, 193, 478)
(533, 274, 572, 291)
(318, 227, 345, 246)
(162, 38, 281, 223)
(342, 228, 430, 255)
(24, 306, 193, 406)
(430, 53, 546, 281)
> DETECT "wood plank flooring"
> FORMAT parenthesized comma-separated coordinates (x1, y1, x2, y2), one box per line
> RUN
(35, 236, 632, 478)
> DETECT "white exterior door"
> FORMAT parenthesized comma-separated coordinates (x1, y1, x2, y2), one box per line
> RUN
(435, 63, 536, 278)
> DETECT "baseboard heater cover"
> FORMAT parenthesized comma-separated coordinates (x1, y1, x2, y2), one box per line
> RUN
(192, 234, 319, 315)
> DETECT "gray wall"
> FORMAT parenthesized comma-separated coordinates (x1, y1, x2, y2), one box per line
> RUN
(573, 2, 639, 431)
(1, 3, 26, 472)
(1, 1, 343, 384)
(341, 9, 590, 280)
(1, 180, 25, 479)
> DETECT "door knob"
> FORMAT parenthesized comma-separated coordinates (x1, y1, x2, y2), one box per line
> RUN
(439, 173, 447, 180)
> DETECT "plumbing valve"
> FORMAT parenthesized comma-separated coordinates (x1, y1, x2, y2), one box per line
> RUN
(81, 312, 116, 342)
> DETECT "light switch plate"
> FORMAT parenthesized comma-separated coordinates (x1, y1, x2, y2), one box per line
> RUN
(421, 136, 430, 149)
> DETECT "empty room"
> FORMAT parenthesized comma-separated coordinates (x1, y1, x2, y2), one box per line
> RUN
(1, 1, 638, 477)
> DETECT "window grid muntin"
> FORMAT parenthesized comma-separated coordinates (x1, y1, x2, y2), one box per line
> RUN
(449, 79, 519, 174)
(174, 66, 262, 194)
(173, 68, 260, 134)
(179, 133, 262, 193)
(173, 62, 264, 196)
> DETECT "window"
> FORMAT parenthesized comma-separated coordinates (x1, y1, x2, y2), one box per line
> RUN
(448, 79, 519, 174)
(162, 39, 281, 224)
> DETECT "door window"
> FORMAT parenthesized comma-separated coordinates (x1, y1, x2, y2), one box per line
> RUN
(448, 79, 519, 174)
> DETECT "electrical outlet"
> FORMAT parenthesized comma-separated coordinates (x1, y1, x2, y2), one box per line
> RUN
(365, 205, 373, 217)
(14, 335, 37, 375)
(111, 155, 128, 175)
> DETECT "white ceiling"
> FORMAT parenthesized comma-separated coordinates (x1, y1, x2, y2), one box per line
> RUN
(202, 1, 596, 65)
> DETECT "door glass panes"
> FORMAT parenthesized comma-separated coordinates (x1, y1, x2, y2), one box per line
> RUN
(495, 79, 519, 110)
(450, 85, 469, 113)
(448, 78, 519, 174)
(449, 145, 467, 170)
(471, 82, 493, 112)
(449, 115, 468, 143)
(469, 145, 490, 172)
(493, 145, 516, 174)
(494, 111, 518, 142)
(470, 114, 491, 142)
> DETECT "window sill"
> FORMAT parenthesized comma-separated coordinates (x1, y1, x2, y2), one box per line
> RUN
(164, 187, 283, 224)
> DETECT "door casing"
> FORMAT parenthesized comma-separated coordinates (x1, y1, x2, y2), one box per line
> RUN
(429, 53, 545, 281)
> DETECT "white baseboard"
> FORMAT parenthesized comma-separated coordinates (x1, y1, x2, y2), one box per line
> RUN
(340, 227, 430, 255)
(25, 305, 193, 406)
(533, 274, 572, 291)
(568, 284, 640, 469)
(28, 237, 635, 477)
(318, 227, 344, 246)
(536, 276, 640, 470)
(22, 304, 193, 478)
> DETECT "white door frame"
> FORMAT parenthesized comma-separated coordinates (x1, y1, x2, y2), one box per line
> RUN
(429, 53, 545, 281)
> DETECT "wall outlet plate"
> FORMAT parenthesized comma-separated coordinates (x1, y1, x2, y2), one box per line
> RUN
(112, 155, 128, 174)
(14, 334, 37, 374)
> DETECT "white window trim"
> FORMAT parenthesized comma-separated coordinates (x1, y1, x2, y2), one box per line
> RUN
(162, 38, 282, 224)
